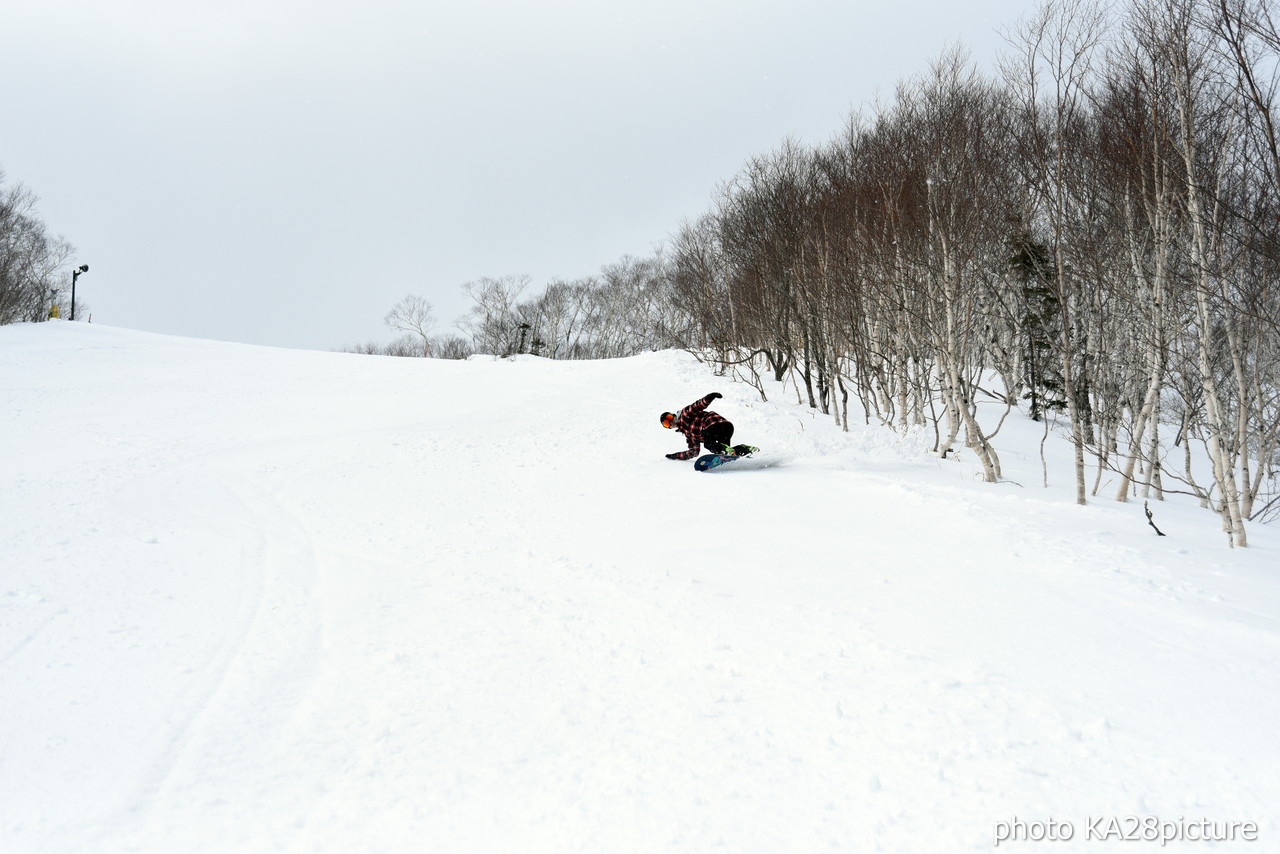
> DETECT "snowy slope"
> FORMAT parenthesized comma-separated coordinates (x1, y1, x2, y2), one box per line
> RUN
(2, 322, 1278, 853)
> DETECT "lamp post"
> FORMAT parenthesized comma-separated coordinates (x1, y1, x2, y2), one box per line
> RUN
(71, 264, 88, 321)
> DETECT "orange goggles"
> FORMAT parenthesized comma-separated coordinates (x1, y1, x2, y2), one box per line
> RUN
(660, 412, 678, 429)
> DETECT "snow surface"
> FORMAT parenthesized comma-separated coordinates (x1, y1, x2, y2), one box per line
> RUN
(3, 321, 1278, 853)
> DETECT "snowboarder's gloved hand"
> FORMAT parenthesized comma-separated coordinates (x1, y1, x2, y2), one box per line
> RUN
(665, 453, 682, 460)
(707, 392, 722, 400)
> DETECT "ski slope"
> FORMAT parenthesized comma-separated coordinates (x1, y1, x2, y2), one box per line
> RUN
(3, 321, 1278, 853)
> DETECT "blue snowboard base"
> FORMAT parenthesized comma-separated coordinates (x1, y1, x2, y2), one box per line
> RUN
(694, 453, 738, 472)
(693, 446, 760, 472)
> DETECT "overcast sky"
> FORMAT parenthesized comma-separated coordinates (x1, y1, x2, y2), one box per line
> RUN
(5, 0, 1034, 351)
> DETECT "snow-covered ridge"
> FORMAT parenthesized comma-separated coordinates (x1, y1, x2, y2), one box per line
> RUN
(3, 322, 1277, 853)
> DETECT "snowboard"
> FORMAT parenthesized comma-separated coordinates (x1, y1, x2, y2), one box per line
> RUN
(693, 446, 760, 472)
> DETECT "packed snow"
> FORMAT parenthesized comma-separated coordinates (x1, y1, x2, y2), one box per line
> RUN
(3, 321, 1278, 853)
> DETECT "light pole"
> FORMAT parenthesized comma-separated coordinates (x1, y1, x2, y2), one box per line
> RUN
(71, 264, 88, 321)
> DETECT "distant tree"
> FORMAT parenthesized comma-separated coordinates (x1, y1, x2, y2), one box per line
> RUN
(383, 333, 426, 358)
(340, 340, 386, 355)
(384, 294, 436, 356)
(457, 274, 530, 355)
(431, 334, 474, 360)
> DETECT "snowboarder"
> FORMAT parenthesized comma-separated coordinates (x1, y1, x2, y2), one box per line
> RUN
(660, 392, 756, 461)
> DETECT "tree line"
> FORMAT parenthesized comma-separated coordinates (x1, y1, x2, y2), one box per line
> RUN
(359, 0, 1280, 546)
(349, 253, 684, 362)
(0, 169, 74, 325)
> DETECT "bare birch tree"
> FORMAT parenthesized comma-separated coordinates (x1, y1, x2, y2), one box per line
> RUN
(384, 294, 437, 357)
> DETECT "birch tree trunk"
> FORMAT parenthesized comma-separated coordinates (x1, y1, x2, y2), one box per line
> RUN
(1161, 0, 1250, 545)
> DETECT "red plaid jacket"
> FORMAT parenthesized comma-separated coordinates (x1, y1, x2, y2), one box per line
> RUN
(669, 395, 728, 460)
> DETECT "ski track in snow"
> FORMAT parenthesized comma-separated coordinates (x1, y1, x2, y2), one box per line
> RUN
(2, 322, 1278, 853)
